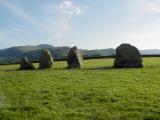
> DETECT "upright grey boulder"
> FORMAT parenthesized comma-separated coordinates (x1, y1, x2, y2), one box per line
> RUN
(39, 49, 53, 69)
(114, 44, 143, 68)
(20, 57, 35, 70)
(67, 46, 83, 69)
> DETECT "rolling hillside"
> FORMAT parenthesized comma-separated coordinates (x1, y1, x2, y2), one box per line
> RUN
(0, 44, 116, 64)
(0, 44, 160, 64)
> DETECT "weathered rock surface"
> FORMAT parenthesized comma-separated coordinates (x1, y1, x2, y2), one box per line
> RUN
(20, 57, 35, 70)
(39, 49, 53, 69)
(67, 46, 83, 69)
(114, 44, 143, 68)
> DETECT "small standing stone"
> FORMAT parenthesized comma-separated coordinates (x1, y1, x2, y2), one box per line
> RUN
(39, 49, 53, 69)
(20, 57, 35, 70)
(67, 46, 83, 69)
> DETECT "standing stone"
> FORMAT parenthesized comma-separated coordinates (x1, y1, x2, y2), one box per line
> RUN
(114, 43, 143, 68)
(20, 57, 35, 70)
(67, 46, 83, 69)
(39, 49, 53, 69)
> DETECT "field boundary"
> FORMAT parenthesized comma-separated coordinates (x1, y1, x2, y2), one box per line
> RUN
(0, 55, 160, 65)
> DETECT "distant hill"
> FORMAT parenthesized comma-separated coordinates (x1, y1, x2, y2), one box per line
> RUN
(82, 48, 116, 57)
(0, 44, 159, 64)
(140, 49, 160, 55)
(0, 44, 71, 64)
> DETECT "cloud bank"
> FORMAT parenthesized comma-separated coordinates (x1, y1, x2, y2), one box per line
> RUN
(0, 0, 85, 44)
(127, 0, 160, 49)
(45, 0, 84, 41)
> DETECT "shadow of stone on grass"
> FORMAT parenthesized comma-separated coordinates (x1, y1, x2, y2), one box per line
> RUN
(84, 66, 114, 70)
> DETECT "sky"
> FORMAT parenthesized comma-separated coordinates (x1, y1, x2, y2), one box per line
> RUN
(0, 0, 160, 50)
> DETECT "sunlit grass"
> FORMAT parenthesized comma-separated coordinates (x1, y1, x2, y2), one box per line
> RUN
(0, 57, 160, 120)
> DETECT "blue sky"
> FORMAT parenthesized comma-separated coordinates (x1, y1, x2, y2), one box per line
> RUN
(0, 0, 160, 49)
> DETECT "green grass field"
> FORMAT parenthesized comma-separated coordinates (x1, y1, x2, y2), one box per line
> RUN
(0, 58, 160, 120)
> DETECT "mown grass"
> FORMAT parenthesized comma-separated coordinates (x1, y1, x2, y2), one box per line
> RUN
(0, 58, 160, 120)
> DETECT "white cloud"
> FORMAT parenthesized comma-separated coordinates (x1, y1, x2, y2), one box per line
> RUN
(59, 0, 82, 16)
(0, 0, 87, 46)
(127, 31, 160, 49)
(126, 0, 160, 49)
(44, 0, 85, 41)
(146, 4, 160, 13)
(140, 0, 160, 13)
(130, 0, 160, 13)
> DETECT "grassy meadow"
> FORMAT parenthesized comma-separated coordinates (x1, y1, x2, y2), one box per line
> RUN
(0, 57, 160, 120)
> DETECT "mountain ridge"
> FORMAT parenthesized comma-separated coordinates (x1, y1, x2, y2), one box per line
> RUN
(0, 44, 159, 64)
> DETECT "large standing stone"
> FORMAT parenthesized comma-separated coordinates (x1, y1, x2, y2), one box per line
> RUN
(39, 49, 53, 69)
(114, 44, 143, 68)
(67, 46, 83, 69)
(20, 57, 35, 70)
